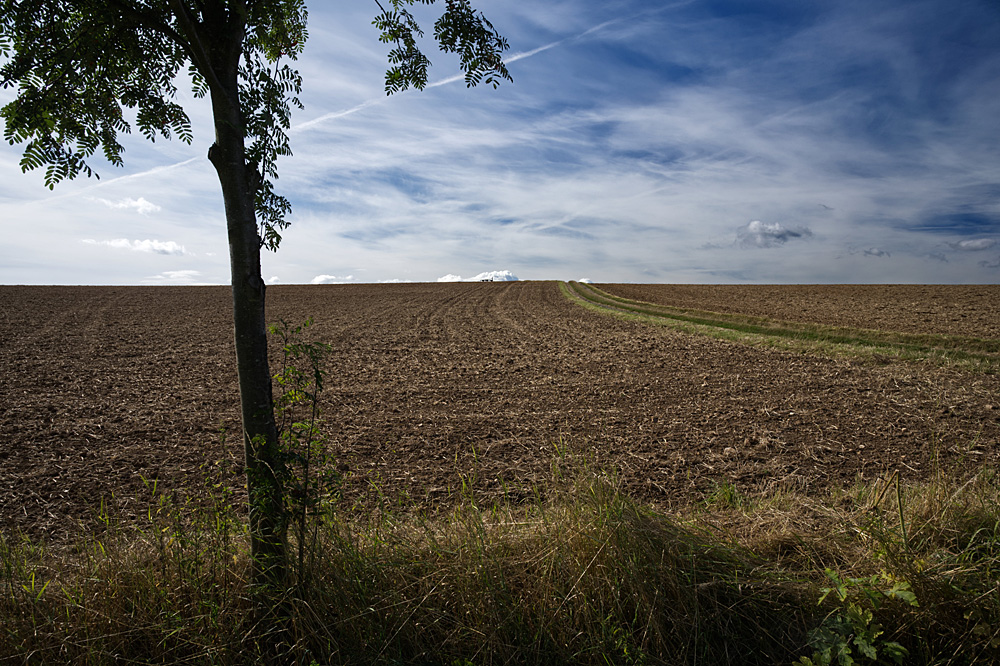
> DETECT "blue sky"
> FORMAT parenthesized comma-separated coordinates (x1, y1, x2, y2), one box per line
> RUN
(2, 0, 999, 285)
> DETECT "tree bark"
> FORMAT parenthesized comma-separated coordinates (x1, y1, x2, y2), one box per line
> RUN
(202, 23, 287, 590)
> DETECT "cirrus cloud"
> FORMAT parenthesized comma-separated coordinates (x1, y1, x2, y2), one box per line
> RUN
(5, 1, 1000, 285)
(81, 238, 188, 256)
(978, 257, 1000, 270)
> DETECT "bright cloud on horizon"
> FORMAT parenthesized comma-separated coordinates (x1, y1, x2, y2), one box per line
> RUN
(141, 270, 205, 285)
(3, 0, 999, 285)
(310, 274, 355, 284)
(437, 270, 519, 282)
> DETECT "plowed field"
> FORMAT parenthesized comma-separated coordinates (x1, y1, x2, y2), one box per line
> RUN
(2, 282, 998, 541)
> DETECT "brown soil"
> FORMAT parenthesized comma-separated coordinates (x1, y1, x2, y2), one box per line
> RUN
(2, 282, 998, 541)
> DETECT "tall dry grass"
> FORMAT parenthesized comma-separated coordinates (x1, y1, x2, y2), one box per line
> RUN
(2, 459, 998, 665)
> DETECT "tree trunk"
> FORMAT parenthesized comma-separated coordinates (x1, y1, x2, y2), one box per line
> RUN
(208, 76, 287, 591)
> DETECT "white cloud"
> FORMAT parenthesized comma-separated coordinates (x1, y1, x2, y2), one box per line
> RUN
(863, 248, 891, 258)
(94, 196, 162, 215)
(266, 276, 281, 284)
(141, 270, 207, 285)
(473, 270, 519, 282)
(949, 239, 996, 252)
(437, 270, 519, 282)
(579, 278, 594, 283)
(81, 238, 188, 256)
(735, 221, 813, 249)
(310, 274, 354, 284)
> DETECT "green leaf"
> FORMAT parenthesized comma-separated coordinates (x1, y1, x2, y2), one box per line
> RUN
(882, 642, 909, 664)
(886, 582, 918, 607)
(853, 635, 877, 660)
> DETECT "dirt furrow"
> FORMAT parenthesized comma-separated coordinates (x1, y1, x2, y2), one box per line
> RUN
(1, 283, 997, 541)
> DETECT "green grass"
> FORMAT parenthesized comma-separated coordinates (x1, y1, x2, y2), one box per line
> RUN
(3, 459, 999, 665)
(561, 281, 1000, 373)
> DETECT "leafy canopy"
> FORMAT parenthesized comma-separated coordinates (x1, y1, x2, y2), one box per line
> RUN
(0, 0, 307, 250)
(1, 0, 510, 250)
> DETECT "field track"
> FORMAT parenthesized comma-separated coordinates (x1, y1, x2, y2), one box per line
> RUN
(2, 282, 998, 540)
(599, 283, 1000, 339)
(567, 282, 1000, 370)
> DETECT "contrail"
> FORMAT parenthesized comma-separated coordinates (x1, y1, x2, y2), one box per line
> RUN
(290, 98, 383, 133)
(294, 11, 649, 129)
(424, 37, 571, 89)
(508, 40, 566, 63)
(37, 6, 690, 191)
(291, 36, 574, 121)
(25, 156, 202, 203)
(408, 3, 696, 97)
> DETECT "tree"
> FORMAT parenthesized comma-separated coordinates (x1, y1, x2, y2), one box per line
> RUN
(0, 0, 510, 592)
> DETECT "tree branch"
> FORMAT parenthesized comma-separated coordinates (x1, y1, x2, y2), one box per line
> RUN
(102, 0, 188, 52)
(167, 0, 235, 113)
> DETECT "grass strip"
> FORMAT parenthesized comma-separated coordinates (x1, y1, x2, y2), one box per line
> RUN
(562, 281, 1000, 372)
(3, 461, 998, 665)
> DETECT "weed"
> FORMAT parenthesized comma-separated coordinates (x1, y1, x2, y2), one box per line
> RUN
(797, 569, 917, 665)
(269, 317, 341, 585)
(702, 480, 744, 510)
